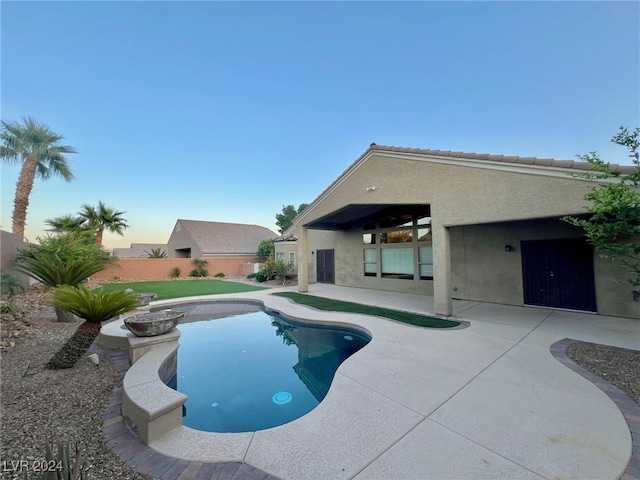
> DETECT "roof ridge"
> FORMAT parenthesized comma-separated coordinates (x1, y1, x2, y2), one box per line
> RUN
(179, 219, 271, 228)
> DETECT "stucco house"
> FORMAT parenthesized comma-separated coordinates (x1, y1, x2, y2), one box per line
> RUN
(92, 220, 278, 281)
(167, 219, 278, 259)
(277, 144, 639, 319)
(274, 234, 298, 267)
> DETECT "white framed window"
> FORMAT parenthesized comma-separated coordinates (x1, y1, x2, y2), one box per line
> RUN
(276, 252, 285, 261)
(289, 251, 295, 266)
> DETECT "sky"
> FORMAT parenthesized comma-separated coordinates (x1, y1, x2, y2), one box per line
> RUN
(1, 1, 639, 251)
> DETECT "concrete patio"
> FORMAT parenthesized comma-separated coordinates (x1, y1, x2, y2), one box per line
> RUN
(113, 283, 639, 479)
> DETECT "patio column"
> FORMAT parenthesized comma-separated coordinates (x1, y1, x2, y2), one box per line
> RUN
(298, 226, 309, 293)
(433, 223, 453, 316)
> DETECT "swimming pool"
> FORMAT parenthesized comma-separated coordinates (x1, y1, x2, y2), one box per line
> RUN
(160, 302, 371, 433)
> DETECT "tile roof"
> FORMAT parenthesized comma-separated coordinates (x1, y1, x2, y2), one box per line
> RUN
(288, 143, 637, 234)
(368, 144, 637, 173)
(178, 220, 278, 255)
(274, 234, 298, 242)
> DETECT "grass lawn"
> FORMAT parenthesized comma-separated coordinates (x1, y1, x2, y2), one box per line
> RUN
(99, 279, 266, 301)
(272, 292, 460, 328)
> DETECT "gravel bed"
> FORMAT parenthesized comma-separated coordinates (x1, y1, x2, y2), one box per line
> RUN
(0, 287, 149, 480)
(566, 341, 640, 404)
(1, 287, 638, 480)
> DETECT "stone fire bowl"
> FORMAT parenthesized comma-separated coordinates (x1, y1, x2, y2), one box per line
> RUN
(124, 310, 185, 337)
(125, 291, 158, 306)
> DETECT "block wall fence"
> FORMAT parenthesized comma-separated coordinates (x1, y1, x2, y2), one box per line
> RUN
(91, 256, 262, 282)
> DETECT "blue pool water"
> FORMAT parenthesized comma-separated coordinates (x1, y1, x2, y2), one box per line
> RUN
(161, 302, 370, 433)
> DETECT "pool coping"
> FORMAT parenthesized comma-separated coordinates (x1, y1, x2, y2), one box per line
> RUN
(99, 296, 389, 462)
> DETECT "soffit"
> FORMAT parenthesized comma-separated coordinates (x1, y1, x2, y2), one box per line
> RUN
(305, 204, 431, 231)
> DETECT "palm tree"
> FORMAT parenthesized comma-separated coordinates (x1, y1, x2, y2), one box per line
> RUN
(46, 285, 139, 369)
(0, 117, 76, 237)
(79, 201, 129, 245)
(44, 214, 89, 234)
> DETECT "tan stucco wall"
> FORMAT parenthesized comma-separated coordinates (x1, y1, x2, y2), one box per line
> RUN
(300, 155, 596, 227)
(302, 219, 638, 318)
(274, 241, 298, 265)
(293, 153, 639, 318)
(449, 220, 638, 318)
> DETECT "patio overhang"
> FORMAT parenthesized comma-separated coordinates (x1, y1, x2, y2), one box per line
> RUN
(303, 204, 431, 231)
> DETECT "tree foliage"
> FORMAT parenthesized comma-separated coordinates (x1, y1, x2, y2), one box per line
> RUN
(0, 117, 76, 237)
(14, 231, 112, 320)
(275, 203, 308, 234)
(563, 126, 640, 287)
(257, 237, 275, 257)
(16, 231, 110, 265)
(79, 201, 129, 245)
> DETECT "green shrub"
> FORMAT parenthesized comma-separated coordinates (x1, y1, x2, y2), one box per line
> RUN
(255, 271, 268, 282)
(189, 267, 209, 278)
(0, 270, 25, 297)
(0, 299, 20, 313)
(246, 272, 257, 279)
(190, 258, 209, 277)
(214, 272, 225, 278)
(16, 231, 110, 265)
(259, 254, 291, 283)
(257, 238, 275, 257)
(169, 266, 181, 278)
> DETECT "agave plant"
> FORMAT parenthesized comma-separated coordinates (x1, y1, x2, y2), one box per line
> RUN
(24, 433, 84, 479)
(46, 286, 138, 369)
(145, 247, 167, 258)
(14, 255, 107, 321)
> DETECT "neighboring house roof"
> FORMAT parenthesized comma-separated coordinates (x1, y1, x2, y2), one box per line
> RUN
(113, 243, 167, 258)
(289, 143, 637, 233)
(177, 219, 278, 255)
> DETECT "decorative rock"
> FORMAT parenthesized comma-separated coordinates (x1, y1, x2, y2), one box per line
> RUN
(88, 353, 100, 366)
(124, 310, 184, 337)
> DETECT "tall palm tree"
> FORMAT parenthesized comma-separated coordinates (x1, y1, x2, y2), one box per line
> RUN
(0, 117, 76, 237)
(79, 201, 129, 245)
